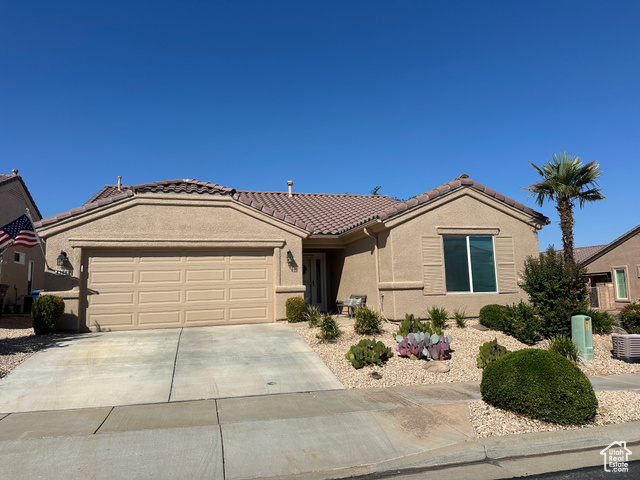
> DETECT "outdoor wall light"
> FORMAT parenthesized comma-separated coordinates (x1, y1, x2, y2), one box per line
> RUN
(57, 251, 68, 267)
(286, 251, 294, 264)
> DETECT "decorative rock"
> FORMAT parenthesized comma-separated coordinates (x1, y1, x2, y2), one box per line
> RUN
(370, 372, 382, 380)
(612, 326, 629, 335)
(423, 361, 450, 373)
(471, 324, 490, 331)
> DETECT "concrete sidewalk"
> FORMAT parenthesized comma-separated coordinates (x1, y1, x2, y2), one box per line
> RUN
(0, 373, 638, 479)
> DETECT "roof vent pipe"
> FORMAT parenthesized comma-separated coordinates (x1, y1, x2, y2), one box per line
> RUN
(117, 176, 122, 191)
(287, 180, 293, 198)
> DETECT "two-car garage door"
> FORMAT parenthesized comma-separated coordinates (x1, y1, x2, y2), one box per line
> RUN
(85, 249, 273, 331)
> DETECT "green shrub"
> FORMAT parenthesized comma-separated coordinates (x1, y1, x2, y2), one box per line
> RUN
(584, 309, 617, 334)
(394, 313, 442, 338)
(548, 335, 579, 363)
(31, 295, 65, 335)
(519, 246, 589, 338)
(426, 306, 448, 330)
(504, 301, 543, 345)
(453, 308, 466, 328)
(317, 314, 341, 341)
(286, 297, 306, 323)
(477, 338, 509, 369)
(345, 339, 393, 369)
(305, 306, 321, 328)
(479, 304, 508, 331)
(481, 349, 598, 425)
(353, 306, 383, 335)
(619, 303, 640, 334)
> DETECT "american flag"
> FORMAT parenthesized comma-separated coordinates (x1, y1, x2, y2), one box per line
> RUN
(0, 214, 39, 248)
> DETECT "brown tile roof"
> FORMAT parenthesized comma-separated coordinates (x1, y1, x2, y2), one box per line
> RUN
(234, 191, 400, 234)
(378, 174, 550, 225)
(580, 224, 640, 266)
(36, 190, 135, 227)
(86, 179, 235, 203)
(36, 174, 548, 234)
(572, 245, 608, 264)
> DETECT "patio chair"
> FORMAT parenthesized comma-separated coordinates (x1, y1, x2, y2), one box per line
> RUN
(336, 294, 367, 317)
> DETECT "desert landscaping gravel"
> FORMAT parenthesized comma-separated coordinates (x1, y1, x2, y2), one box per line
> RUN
(292, 316, 640, 437)
(0, 315, 57, 379)
(292, 317, 640, 389)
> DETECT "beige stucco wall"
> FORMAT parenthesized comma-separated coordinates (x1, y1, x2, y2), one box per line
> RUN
(0, 179, 45, 311)
(331, 236, 379, 311)
(585, 231, 640, 309)
(375, 189, 542, 320)
(38, 193, 307, 330)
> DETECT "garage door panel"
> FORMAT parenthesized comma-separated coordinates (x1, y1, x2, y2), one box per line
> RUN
(89, 313, 135, 328)
(138, 252, 183, 263)
(185, 289, 225, 302)
(185, 253, 226, 263)
(138, 290, 181, 305)
(89, 253, 136, 263)
(229, 268, 268, 281)
(86, 249, 273, 331)
(139, 270, 182, 284)
(229, 306, 270, 322)
(185, 309, 226, 324)
(185, 269, 225, 282)
(229, 287, 268, 301)
(138, 311, 182, 325)
(90, 271, 135, 285)
(229, 252, 269, 262)
(88, 292, 135, 307)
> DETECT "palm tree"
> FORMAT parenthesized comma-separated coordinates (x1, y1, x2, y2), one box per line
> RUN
(525, 152, 605, 264)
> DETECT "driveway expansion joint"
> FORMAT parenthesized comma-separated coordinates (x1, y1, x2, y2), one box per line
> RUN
(167, 327, 184, 402)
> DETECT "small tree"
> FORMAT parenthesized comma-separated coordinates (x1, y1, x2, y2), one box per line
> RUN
(519, 246, 589, 337)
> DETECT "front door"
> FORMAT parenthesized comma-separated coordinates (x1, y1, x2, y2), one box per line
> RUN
(302, 253, 326, 311)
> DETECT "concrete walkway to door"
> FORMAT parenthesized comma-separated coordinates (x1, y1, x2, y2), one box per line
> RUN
(0, 324, 345, 413)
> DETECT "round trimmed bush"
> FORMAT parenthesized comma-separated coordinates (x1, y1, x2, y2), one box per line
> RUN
(286, 297, 306, 323)
(480, 349, 598, 425)
(479, 304, 507, 331)
(31, 295, 65, 335)
(619, 303, 640, 334)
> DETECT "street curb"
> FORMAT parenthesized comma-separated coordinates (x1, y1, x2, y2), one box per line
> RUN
(257, 422, 640, 480)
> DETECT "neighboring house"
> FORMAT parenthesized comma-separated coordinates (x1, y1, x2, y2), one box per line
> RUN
(34, 174, 549, 332)
(0, 170, 45, 313)
(579, 225, 640, 311)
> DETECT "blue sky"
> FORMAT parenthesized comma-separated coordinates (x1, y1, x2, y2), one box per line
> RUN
(2, 0, 638, 250)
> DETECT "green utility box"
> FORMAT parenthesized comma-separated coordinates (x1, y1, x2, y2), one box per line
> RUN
(571, 315, 594, 361)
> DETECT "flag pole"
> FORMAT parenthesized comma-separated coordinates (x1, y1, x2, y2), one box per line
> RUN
(24, 208, 55, 271)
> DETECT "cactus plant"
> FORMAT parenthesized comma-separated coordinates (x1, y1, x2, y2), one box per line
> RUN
(477, 338, 509, 369)
(396, 331, 453, 360)
(345, 339, 393, 369)
(394, 313, 443, 338)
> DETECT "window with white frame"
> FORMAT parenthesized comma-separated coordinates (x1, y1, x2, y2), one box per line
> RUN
(443, 236, 497, 293)
(614, 268, 628, 300)
(13, 252, 26, 264)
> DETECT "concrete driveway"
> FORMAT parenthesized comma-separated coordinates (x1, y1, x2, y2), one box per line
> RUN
(0, 323, 344, 413)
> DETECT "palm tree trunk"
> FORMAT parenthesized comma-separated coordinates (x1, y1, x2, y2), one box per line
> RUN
(557, 197, 575, 264)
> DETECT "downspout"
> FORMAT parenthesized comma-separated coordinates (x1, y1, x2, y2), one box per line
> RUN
(363, 227, 387, 321)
